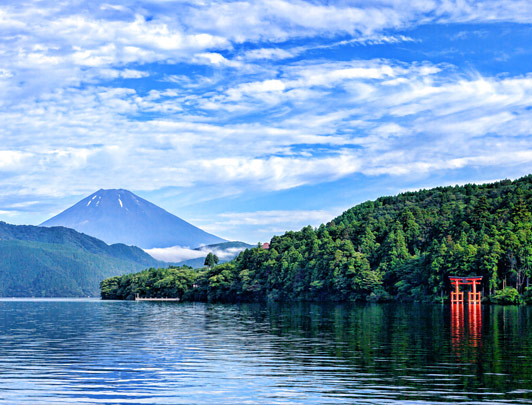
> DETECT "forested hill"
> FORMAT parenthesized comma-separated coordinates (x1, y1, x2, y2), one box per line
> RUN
(0, 222, 162, 297)
(101, 175, 532, 303)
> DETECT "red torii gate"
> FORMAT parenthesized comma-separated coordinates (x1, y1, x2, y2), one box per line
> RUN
(449, 276, 482, 304)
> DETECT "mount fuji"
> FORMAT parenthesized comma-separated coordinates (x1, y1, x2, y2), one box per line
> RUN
(40, 189, 225, 249)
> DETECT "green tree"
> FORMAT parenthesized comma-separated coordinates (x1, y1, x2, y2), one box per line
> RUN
(204, 252, 219, 269)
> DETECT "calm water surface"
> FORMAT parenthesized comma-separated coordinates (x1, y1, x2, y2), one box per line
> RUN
(0, 299, 531, 404)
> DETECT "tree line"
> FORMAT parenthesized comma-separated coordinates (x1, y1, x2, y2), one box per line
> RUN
(101, 175, 532, 304)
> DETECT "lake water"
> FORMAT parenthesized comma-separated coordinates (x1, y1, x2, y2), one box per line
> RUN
(1, 300, 531, 404)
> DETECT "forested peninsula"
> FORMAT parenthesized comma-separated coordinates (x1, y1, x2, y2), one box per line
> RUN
(101, 175, 532, 304)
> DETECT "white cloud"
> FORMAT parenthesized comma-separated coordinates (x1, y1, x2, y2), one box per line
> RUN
(192, 208, 348, 242)
(194, 153, 362, 190)
(242, 48, 294, 61)
(238, 35, 416, 64)
(144, 246, 205, 262)
(2, 1, 529, 99)
(144, 243, 250, 262)
(3, 0, 532, 238)
(2, 59, 532, 202)
(97, 67, 150, 80)
(217, 209, 339, 226)
(0, 151, 33, 170)
(181, 0, 532, 43)
(196, 245, 249, 260)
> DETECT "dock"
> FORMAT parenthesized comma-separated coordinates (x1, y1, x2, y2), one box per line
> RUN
(135, 294, 180, 302)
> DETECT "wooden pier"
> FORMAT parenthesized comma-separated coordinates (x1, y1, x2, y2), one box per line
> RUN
(135, 294, 180, 302)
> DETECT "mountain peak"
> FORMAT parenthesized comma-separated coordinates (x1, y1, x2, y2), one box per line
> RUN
(81, 189, 138, 211)
(41, 189, 225, 249)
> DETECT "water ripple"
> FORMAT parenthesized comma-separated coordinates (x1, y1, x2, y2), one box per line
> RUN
(1, 300, 532, 404)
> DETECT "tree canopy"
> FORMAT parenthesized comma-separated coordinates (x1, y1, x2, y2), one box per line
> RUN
(204, 252, 219, 268)
(102, 175, 532, 303)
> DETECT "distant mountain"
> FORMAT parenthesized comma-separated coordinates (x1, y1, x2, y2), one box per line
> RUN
(175, 241, 254, 268)
(41, 189, 225, 249)
(0, 221, 163, 297)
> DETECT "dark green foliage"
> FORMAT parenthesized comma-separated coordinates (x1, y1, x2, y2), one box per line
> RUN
(522, 287, 532, 304)
(100, 266, 196, 300)
(0, 222, 162, 297)
(102, 175, 532, 303)
(491, 287, 521, 305)
(204, 252, 219, 268)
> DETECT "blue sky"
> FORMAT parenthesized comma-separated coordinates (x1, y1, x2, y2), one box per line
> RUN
(2, 0, 532, 244)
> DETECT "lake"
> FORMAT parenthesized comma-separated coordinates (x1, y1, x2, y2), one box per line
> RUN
(1, 299, 531, 404)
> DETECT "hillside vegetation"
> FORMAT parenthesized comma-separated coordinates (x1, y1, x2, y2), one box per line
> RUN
(0, 222, 162, 297)
(101, 175, 532, 303)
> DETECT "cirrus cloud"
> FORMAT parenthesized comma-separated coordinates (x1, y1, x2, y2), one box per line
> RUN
(2, 0, 532, 242)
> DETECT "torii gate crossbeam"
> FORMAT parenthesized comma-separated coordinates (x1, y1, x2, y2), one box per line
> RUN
(449, 276, 482, 304)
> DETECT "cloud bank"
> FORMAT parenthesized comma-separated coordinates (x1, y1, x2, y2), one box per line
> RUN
(145, 243, 250, 263)
(1, 0, 532, 242)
